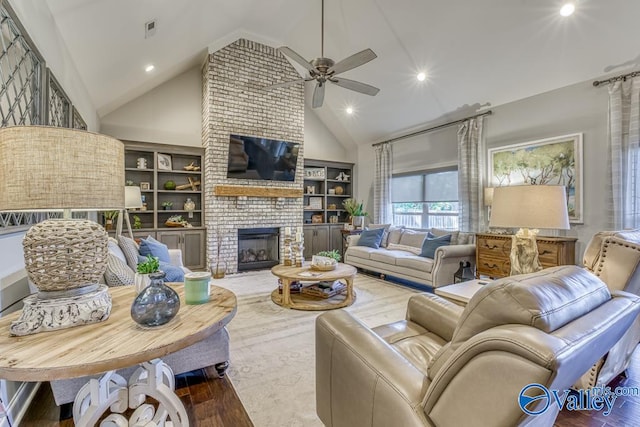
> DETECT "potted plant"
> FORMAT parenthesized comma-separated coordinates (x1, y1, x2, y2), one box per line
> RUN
(162, 201, 173, 210)
(102, 210, 119, 230)
(132, 215, 142, 230)
(135, 254, 159, 294)
(316, 249, 341, 263)
(342, 198, 368, 228)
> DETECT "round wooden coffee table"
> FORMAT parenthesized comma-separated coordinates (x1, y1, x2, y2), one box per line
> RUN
(271, 262, 357, 310)
(0, 283, 237, 427)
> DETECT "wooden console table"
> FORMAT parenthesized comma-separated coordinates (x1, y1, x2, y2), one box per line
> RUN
(476, 233, 577, 279)
(0, 284, 237, 427)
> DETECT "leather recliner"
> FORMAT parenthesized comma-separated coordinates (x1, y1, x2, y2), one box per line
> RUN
(574, 229, 640, 388)
(316, 265, 640, 427)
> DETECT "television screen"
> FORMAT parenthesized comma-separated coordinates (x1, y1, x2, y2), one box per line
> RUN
(227, 134, 300, 182)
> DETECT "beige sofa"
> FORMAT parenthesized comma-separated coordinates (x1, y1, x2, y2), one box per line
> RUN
(316, 265, 640, 427)
(344, 227, 475, 288)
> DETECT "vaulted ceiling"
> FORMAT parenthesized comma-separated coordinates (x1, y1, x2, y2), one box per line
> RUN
(44, 0, 640, 145)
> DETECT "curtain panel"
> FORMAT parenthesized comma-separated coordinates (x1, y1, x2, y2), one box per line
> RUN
(608, 77, 640, 229)
(373, 143, 393, 224)
(457, 116, 486, 232)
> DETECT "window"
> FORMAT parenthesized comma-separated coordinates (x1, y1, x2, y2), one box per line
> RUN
(391, 168, 459, 230)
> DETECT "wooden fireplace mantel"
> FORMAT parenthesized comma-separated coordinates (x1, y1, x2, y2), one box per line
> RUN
(213, 185, 303, 198)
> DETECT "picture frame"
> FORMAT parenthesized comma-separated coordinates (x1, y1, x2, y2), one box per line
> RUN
(157, 153, 172, 171)
(139, 182, 150, 191)
(488, 133, 583, 223)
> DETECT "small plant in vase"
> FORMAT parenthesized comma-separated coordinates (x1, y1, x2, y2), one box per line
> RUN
(162, 201, 174, 211)
(316, 249, 341, 263)
(102, 210, 119, 230)
(342, 198, 368, 228)
(131, 255, 180, 327)
(134, 254, 159, 294)
(132, 215, 143, 229)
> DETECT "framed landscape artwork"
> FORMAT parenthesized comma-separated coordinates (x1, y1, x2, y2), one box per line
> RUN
(488, 133, 583, 223)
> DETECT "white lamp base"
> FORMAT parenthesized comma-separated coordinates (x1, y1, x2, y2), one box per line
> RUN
(509, 228, 542, 275)
(9, 285, 112, 336)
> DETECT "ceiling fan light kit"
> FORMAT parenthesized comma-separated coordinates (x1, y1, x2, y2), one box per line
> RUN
(265, 0, 379, 108)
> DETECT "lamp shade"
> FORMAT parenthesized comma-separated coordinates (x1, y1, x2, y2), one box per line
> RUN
(489, 185, 570, 230)
(125, 186, 143, 209)
(0, 126, 124, 211)
(484, 187, 494, 207)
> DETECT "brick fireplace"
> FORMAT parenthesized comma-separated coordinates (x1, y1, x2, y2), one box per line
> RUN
(202, 39, 304, 273)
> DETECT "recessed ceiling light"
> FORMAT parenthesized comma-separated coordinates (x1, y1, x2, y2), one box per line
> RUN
(417, 72, 427, 82)
(346, 107, 354, 115)
(560, 2, 575, 16)
(145, 64, 155, 73)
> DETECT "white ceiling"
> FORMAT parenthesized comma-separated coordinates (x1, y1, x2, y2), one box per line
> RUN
(44, 0, 640, 145)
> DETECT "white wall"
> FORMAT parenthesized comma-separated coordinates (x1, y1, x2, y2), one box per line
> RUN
(356, 78, 609, 260)
(9, 0, 98, 130)
(101, 66, 203, 146)
(304, 105, 354, 163)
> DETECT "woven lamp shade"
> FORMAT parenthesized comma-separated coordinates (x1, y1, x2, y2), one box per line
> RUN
(0, 126, 124, 211)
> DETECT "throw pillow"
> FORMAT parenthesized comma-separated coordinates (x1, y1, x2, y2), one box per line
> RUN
(159, 261, 185, 282)
(117, 235, 140, 271)
(356, 227, 385, 249)
(387, 227, 405, 246)
(367, 223, 391, 247)
(399, 229, 429, 249)
(420, 233, 452, 259)
(139, 236, 171, 263)
(431, 228, 460, 245)
(107, 237, 127, 264)
(104, 253, 135, 286)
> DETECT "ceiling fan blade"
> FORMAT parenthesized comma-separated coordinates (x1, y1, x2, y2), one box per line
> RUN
(330, 77, 380, 96)
(278, 47, 316, 74)
(328, 48, 377, 76)
(263, 79, 307, 90)
(312, 83, 325, 108)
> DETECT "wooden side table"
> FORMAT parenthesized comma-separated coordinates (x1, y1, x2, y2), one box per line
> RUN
(340, 228, 363, 255)
(475, 233, 577, 279)
(271, 263, 357, 311)
(0, 284, 237, 427)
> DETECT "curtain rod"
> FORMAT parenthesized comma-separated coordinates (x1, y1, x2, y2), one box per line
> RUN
(371, 110, 493, 147)
(593, 70, 640, 87)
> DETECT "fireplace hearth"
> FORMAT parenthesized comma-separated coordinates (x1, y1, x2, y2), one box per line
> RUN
(237, 227, 280, 271)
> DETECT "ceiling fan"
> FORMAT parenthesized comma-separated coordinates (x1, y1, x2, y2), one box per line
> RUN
(265, 0, 380, 108)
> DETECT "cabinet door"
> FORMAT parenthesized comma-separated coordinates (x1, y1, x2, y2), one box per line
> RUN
(156, 231, 181, 249)
(329, 225, 343, 255)
(303, 226, 315, 259)
(183, 230, 206, 269)
(313, 226, 330, 254)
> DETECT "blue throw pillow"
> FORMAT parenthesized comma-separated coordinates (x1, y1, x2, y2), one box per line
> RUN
(420, 233, 452, 258)
(159, 261, 185, 282)
(357, 227, 385, 249)
(139, 236, 171, 263)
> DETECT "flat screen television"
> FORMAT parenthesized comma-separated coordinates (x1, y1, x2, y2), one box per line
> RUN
(227, 134, 300, 182)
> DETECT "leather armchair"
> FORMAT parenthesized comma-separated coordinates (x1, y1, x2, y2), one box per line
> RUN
(316, 266, 640, 427)
(574, 229, 640, 388)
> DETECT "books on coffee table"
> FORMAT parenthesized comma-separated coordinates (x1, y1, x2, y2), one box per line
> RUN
(300, 280, 346, 298)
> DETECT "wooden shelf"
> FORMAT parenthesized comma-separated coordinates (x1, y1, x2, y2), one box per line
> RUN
(213, 185, 303, 198)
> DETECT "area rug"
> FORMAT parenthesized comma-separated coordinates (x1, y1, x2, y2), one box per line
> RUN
(212, 270, 419, 427)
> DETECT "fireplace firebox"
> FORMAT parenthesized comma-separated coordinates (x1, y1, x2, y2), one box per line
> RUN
(237, 227, 280, 271)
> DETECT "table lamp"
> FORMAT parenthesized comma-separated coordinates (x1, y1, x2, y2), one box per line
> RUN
(489, 185, 569, 275)
(0, 126, 124, 335)
(484, 187, 494, 222)
(117, 186, 143, 238)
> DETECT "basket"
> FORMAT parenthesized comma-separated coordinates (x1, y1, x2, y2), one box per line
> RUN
(310, 264, 336, 271)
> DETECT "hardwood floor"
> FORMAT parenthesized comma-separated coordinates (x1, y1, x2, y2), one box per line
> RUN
(20, 348, 640, 426)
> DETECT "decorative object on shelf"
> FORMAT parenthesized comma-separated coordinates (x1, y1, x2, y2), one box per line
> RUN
(176, 177, 201, 191)
(184, 197, 196, 218)
(334, 186, 344, 195)
(0, 126, 124, 336)
(453, 261, 475, 283)
(309, 197, 323, 209)
(488, 133, 583, 223)
(327, 203, 337, 210)
(102, 210, 119, 230)
(311, 255, 337, 271)
(162, 201, 173, 211)
(306, 185, 315, 194)
(183, 161, 200, 171)
(305, 167, 325, 179)
(212, 230, 227, 279)
(343, 198, 368, 229)
(126, 180, 134, 186)
(136, 157, 147, 169)
(131, 271, 180, 327)
(184, 272, 211, 305)
(133, 215, 142, 229)
(164, 180, 176, 190)
(140, 182, 150, 191)
(329, 215, 339, 223)
(165, 215, 192, 228)
(157, 153, 172, 171)
(328, 188, 335, 195)
(489, 185, 570, 275)
(134, 254, 158, 294)
(335, 172, 350, 181)
(312, 214, 323, 223)
(140, 194, 147, 211)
